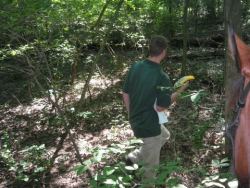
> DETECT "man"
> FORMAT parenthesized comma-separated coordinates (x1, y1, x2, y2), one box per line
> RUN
(122, 35, 188, 185)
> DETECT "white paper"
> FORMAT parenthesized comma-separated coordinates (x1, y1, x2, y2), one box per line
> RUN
(154, 99, 168, 124)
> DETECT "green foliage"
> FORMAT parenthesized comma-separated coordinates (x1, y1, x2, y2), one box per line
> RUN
(200, 173, 236, 188)
(77, 111, 100, 119)
(11, 143, 50, 182)
(0, 130, 51, 183)
(69, 137, 236, 188)
(211, 158, 230, 168)
(0, 130, 17, 167)
(183, 160, 237, 188)
(68, 138, 140, 187)
(69, 139, 189, 187)
(198, 158, 236, 188)
(190, 122, 210, 150)
(179, 89, 208, 104)
(0, 0, 242, 187)
(157, 82, 207, 105)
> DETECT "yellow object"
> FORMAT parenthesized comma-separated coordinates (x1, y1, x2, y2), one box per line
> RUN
(174, 75, 195, 88)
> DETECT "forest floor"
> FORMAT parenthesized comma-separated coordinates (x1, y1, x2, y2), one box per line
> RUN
(0, 51, 236, 187)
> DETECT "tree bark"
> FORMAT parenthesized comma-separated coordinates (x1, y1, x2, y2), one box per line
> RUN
(224, 0, 242, 161)
(181, 0, 189, 76)
(168, 0, 174, 37)
(206, 0, 216, 18)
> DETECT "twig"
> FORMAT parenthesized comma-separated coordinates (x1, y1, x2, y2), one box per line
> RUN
(12, 94, 22, 106)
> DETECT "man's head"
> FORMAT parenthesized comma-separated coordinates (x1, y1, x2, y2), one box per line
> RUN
(148, 35, 167, 57)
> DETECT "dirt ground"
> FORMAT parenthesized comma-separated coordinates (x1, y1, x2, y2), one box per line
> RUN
(0, 63, 231, 188)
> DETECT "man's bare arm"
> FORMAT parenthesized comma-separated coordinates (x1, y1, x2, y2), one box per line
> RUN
(123, 92, 130, 112)
(156, 84, 189, 112)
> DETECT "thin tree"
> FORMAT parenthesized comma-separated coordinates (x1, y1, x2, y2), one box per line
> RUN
(181, 0, 190, 76)
(71, 0, 112, 84)
(77, 0, 125, 111)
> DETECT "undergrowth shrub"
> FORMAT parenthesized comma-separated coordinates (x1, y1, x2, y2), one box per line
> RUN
(0, 130, 51, 184)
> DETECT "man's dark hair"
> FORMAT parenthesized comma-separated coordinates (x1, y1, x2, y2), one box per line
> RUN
(149, 35, 167, 56)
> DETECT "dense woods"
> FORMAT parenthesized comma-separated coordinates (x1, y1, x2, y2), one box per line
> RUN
(0, 0, 249, 187)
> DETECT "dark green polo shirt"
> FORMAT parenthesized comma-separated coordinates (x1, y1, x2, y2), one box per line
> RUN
(123, 59, 172, 138)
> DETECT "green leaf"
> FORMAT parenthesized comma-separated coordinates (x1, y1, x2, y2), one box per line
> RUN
(76, 160, 92, 175)
(133, 164, 139, 170)
(221, 157, 229, 163)
(205, 182, 225, 188)
(166, 161, 181, 166)
(191, 93, 200, 104)
(93, 150, 105, 163)
(211, 175, 219, 180)
(94, 174, 103, 181)
(83, 159, 91, 167)
(198, 90, 208, 95)
(89, 180, 98, 187)
(124, 145, 136, 149)
(158, 171, 168, 181)
(34, 167, 45, 173)
(9, 166, 18, 172)
(20, 160, 29, 167)
(19, 174, 29, 182)
(118, 176, 123, 181)
(167, 178, 180, 185)
(220, 163, 230, 167)
(77, 165, 88, 175)
(68, 159, 92, 175)
(219, 178, 228, 183)
(103, 179, 117, 185)
(173, 184, 188, 188)
(212, 159, 229, 168)
(228, 179, 238, 188)
(103, 167, 115, 176)
(68, 165, 83, 172)
(122, 182, 132, 186)
(123, 175, 133, 181)
(108, 147, 122, 153)
(125, 166, 136, 170)
(115, 144, 126, 149)
(212, 160, 219, 167)
(38, 144, 45, 149)
(129, 139, 143, 144)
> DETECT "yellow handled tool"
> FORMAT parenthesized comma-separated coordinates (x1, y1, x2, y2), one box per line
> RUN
(174, 75, 195, 89)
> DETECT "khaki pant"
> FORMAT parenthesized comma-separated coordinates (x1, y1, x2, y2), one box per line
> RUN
(127, 124, 170, 185)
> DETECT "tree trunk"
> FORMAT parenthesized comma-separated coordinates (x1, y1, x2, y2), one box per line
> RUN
(77, 0, 124, 111)
(194, 0, 198, 35)
(181, 0, 189, 76)
(71, 50, 80, 84)
(206, 0, 216, 18)
(224, 0, 242, 163)
(70, 0, 112, 84)
(168, 0, 173, 37)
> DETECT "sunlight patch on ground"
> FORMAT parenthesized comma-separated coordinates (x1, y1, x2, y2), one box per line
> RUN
(75, 124, 134, 160)
(74, 82, 84, 90)
(78, 139, 93, 155)
(74, 78, 121, 90)
(5, 98, 51, 117)
(72, 77, 122, 101)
